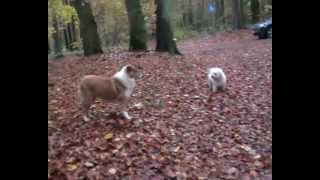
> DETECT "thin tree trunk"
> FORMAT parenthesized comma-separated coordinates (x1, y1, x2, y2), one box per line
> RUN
(215, 0, 225, 28)
(155, 0, 181, 55)
(232, 0, 241, 30)
(124, 0, 147, 51)
(182, 0, 187, 27)
(67, 24, 74, 48)
(187, 0, 193, 28)
(220, 0, 225, 24)
(195, 1, 204, 30)
(52, 17, 63, 56)
(63, 0, 71, 50)
(260, 0, 265, 19)
(48, 38, 51, 54)
(250, 0, 260, 23)
(71, 16, 80, 50)
(240, 0, 245, 27)
(63, 25, 71, 50)
(71, 0, 103, 56)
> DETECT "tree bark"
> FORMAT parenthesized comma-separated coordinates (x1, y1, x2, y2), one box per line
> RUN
(195, 0, 205, 30)
(124, 0, 147, 51)
(63, 25, 71, 50)
(215, 0, 225, 28)
(71, 16, 81, 50)
(52, 17, 63, 56)
(71, 0, 103, 56)
(182, 0, 187, 27)
(187, 0, 194, 28)
(48, 38, 51, 54)
(250, 0, 260, 23)
(232, 0, 243, 30)
(240, 0, 246, 26)
(155, 0, 181, 55)
(220, 0, 225, 24)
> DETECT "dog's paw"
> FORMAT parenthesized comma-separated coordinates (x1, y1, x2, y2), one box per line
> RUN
(83, 115, 91, 122)
(121, 111, 132, 120)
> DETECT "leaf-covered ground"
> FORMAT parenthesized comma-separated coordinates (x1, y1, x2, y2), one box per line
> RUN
(48, 30, 272, 180)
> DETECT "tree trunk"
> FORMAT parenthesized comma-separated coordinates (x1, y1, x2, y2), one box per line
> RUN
(124, 0, 147, 51)
(196, 0, 205, 30)
(215, 0, 225, 28)
(155, 0, 181, 55)
(260, 0, 265, 19)
(250, 0, 260, 23)
(52, 17, 63, 56)
(240, 0, 246, 26)
(63, 0, 74, 51)
(187, 0, 194, 28)
(63, 25, 71, 50)
(67, 24, 75, 49)
(182, 0, 187, 27)
(71, 16, 81, 50)
(232, 0, 242, 30)
(220, 0, 225, 24)
(48, 39, 51, 54)
(71, 0, 103, 56)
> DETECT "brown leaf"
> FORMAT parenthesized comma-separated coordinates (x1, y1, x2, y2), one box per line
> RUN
(104, 133, 113, 140)
(66, 164, 77, 171)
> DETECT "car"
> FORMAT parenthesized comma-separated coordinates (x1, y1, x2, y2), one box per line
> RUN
(251, 18, 272, 39)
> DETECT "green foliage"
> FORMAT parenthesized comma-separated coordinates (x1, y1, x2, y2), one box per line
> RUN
(58, 5, 78, 24)
(70, 41, 81, 50)
(48, 0, 79, 37)
(264, 4, 272, 16)
(91, 0, 128, 46)
(48, 26, 55, 38)
(48, 0, 272, 54)
(141, 0, 157, 35)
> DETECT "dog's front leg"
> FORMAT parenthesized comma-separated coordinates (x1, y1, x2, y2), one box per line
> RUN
(120, 100, 132, 120)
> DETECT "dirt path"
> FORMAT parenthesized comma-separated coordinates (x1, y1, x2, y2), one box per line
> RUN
(48, 30, 272, 180)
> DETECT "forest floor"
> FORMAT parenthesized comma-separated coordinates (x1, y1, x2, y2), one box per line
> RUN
(48, 30, 272, 180)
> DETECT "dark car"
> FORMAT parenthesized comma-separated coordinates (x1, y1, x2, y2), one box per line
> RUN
(251, 18, 272, 39)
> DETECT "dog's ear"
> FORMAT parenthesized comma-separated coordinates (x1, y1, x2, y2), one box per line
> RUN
(126, 65, 134, 73)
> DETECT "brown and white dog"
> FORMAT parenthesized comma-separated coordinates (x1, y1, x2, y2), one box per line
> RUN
(78, 64, 142, 122)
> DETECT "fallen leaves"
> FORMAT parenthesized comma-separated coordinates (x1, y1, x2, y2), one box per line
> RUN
(108, 168, 117, 175)
(48, 30, 272, 179)
(173, 146, 180, 153)
(84, 162, 95, 168)
(126, 132, 134, 138)
(66, 164, 77, 171)
(104, 133, 113, 140)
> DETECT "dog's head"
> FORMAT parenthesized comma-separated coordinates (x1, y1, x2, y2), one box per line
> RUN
(125, 64, 143, 79)
(211, 71, 221, 81)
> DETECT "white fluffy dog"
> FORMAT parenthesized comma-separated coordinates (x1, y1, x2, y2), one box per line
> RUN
(208, 67, 227, 95)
